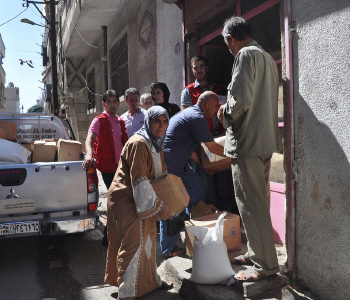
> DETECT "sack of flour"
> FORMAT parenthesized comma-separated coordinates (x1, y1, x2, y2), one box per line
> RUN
(187, 212, 235, 284)
(0, 139, 31, 164)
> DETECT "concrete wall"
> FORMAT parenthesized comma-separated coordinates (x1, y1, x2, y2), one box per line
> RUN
(156, 0, 183, 107)
(291, 1, 350, 299)
(2, 87, 20, 113)
(0, 35, 5, 107)
(0, 64, 5, 108)
(60, 0, 183, 140)
(106, 0, 157, 94)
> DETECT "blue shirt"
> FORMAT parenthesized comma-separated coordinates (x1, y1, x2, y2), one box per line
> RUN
(164, 104, 214, 176)
(120, 108, 146, 138)
(181, 80, 222, 135)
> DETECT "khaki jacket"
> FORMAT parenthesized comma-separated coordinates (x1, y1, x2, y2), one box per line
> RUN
(223, 40, 279, 158)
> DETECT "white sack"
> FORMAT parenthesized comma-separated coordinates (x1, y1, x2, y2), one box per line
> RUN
(187, 212, 235, 284)
(0, 139, 31, 164)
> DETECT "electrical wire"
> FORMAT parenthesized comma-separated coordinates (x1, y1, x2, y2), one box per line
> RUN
(80, 74, 103, 98)
(74, 26, 103, 49)
(32, 2, 50, 24)
(29, 5, 42, 18)
(0, 7, 29, 27)
(39, 0, 127, 106)
(5, 49, 41, 53)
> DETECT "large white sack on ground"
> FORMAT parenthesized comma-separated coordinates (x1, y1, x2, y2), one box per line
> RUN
(0, 139, 31, 164)
(187, 212, 235, 284)
(190, 239, 235, 284)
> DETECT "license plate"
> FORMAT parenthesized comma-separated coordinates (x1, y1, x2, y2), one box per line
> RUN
(0, 222, 40, 236)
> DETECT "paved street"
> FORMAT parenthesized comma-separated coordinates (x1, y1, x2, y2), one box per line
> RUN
(0, 216, 182, 300)
(0, 176, 314, 300)
(0, 173, 181, 300)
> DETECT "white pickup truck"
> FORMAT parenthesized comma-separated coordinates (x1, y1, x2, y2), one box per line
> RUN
(0, 113, 99, 238)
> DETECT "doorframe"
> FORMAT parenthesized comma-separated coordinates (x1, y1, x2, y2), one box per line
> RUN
(284, 0, 296, 273)
(196, 0, 280, 53)
(193, 0, 296, 272)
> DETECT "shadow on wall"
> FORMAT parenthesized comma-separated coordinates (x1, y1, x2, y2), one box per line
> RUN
(292, 31, 350, 300)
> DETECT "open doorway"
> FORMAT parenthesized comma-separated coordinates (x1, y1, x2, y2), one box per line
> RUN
(196, 0, 286, 245)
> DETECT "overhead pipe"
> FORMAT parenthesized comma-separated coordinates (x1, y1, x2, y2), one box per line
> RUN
(102, 26, 108, 92)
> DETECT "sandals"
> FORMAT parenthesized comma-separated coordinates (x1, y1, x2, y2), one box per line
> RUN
(230, 254, 253, 265)
(157, 280, 174, 290)
(234, 267, 276, 282)
(164, 248, 185, 258)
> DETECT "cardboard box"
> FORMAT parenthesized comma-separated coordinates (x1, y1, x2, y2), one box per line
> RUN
(21, 142, 34, 151)
(200, 136, 231, 172)
(185, 212, 241, 256)
(0, 128, 5, 139)
(21, 142, 34, 163)
(190, 201, 219, 219)
(0, 120, 17, 142)
(32, 140, 57, 163)
(57, 139, 82, 161)
(44, 139, 58, 146)
(151, 174, 190, 221)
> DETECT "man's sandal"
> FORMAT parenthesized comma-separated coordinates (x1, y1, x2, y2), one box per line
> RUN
(157, 280, 173, 290)
(164, 248, 185, 258)
(234, 267, 276, 282)
(230, 254, 253, 265)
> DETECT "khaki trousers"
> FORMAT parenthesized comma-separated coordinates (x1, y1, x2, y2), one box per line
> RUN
(231, 154, 279, 275)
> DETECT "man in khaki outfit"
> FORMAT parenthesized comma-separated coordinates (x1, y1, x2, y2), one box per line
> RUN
(218, 16, 279, 281)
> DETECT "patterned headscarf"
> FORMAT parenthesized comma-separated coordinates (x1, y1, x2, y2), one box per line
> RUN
(136, 106, 169, 153)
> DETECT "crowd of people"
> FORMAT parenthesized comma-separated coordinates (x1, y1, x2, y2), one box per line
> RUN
(82, 16, 280, 300)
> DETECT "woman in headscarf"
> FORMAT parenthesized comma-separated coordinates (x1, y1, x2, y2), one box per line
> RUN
(149, 81, 180, 118)
(105, 106, 173, 300)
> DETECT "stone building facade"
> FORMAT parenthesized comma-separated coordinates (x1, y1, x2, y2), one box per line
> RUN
(42, 0, 183, 147)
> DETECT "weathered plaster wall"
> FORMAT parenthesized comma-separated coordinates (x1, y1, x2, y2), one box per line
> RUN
(63, 0, 183, 139)
(291, 1, 350, 299)
(156, 1, 183, 107)
(107, 0, 157, 95)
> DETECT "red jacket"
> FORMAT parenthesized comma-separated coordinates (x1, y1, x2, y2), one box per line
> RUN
(93, 114, 128, 173)
(186, 82, 223, 134)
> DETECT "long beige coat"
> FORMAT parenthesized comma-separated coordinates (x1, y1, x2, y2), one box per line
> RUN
(104, 134, 166, 298)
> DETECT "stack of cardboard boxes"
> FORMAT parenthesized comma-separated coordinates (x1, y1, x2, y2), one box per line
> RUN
(0, 119, 82, 163)
(31, 139, 82, 163)
(188, 136, 241, 256)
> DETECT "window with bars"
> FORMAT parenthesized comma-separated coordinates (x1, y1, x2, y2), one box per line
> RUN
(87, 68, 95, 110)
(110, 34, 129, 97)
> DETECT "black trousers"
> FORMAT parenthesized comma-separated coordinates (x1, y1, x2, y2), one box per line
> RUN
(101, 172, 115, 189)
